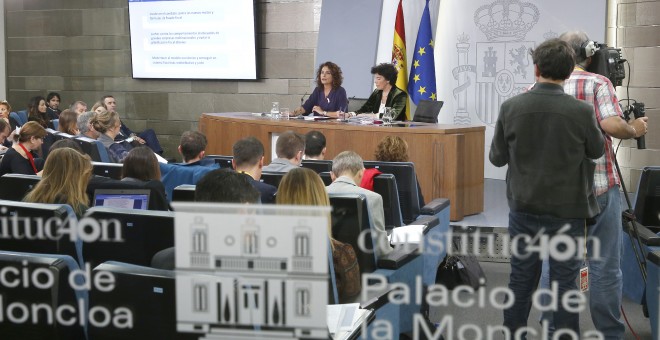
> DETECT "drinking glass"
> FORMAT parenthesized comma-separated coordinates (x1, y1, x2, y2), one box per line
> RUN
(270, 102, 280, 119)
(280, 107, 290, 120)
(382, 107, 394, 123)
(338, 105, 348, 122)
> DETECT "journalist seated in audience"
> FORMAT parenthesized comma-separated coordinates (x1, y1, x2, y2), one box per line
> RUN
(151, 169, 260, 270)
(1, 100, 20, 132)
(27, 96, 54, 129)
(0, 121, 46, 176)
(304, 130, 326, 160)
(356, 63, 407, 121)
(232, 136, 277, 203)
(121, 146, 167, 198)
(23, 147, 93, 217)
(0, 119, 11, 152)
(92, 101, 107, 115)
(77, 111, 100, 139)
(360, 135, 424, 206)
(277, 167, 361, 300)
(262, 131, 305, 173)
(90, 110, 133, 163)
(58, 109, 80, 135)
(46, 92, 62, 119)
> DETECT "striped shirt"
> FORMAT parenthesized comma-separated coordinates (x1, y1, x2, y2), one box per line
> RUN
(564, 68, 622, 195)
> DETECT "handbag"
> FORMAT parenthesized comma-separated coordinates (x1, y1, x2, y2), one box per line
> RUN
(331, 239, 361, 300)
(435, 240, 487, 290)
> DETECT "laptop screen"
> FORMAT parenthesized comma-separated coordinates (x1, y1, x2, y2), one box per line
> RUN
(93, 189, 150, 210)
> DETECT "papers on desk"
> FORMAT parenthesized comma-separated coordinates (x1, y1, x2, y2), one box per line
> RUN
(389, 224, 426, 245)
(304, 116, 333, 121)
(327, 303, 373, 339)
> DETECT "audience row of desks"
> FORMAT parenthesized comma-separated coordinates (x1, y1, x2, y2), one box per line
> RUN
(199, 112, 485, 221)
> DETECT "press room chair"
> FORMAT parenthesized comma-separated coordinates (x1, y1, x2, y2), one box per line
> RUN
(412, 100, 443, 123)
(172, 184, 196, 202)
(89, 261, 198, 340)
(0, 173, 41, 201)
(260, 171, 286, 188)
(363, 161, 420, 225)
(205, 154, 234, 169)
(647, 250, 660, 339)
(83, 207, 175, 268)
(0, 251, 86, 340)
(301, 159, 333, 173)
(347, 97, 368, 112)
(73, 136, 112, 162)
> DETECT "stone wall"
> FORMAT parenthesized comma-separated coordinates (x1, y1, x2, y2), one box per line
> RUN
(4, 0, 321, 159)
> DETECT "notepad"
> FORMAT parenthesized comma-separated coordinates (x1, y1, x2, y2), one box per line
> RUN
(389, 224, 426, 245)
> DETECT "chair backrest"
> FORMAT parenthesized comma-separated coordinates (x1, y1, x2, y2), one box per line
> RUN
(51, 118, 59, 130)
(92, 162, 124, 179)
(348, 97, 368, 112)
(159, 162, 220, 201)
(205, 154, 234, 169)
(83, 207, 175, 267)
(319, 171, 332, 186)
(0, 251, 85, 339)
(87, 177, 169, 211)
(372, 174, 404, 229)
(172, 184, 196, 202)
(329, 193, 377, 275)
(301, 159, 333, 173)
(412, 100, 443, 123)
(74, 136, 111, 162)
(89, 261, 197, 340)
(634, 166, 660, 229)
(0, 200, 76, 258)
(17, 110, 28, 125)
(363, 161, 420, 224)
(260, 171, 286, 188)
(0, 173, 41, 201)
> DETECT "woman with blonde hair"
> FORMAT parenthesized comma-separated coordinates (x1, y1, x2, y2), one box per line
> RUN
(91, 101, 107, 115)
(0, 121, 46, 176)
(24, 147, 93, 217)
(90, 110, 132, 162)
(277, 167, 361, 300)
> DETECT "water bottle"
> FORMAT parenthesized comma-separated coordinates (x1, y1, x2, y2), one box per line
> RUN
(270, 102, 280, 119)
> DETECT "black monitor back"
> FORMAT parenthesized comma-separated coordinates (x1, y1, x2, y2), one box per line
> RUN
(363, 161, 420, 224)
(301, 159, 333, 173)
(206, 154, 234, 169)
(0, 173, 41, 201)
(89, 261, 197, 340)
(634, 166, 660, 231)
(172, 184, 196, 202)
(329, 194, 376, 274)
(0, 200, 75, 257)
(83, 207, 175, 268)
(92, 162, 123, 179)
(260, 171, 285, 188)
(319, 171, 333, 186)
(0, 251, 84, 340)
(372, 174, 404, 229)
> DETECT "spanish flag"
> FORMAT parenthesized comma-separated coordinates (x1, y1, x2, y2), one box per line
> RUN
(391, 0, 410, 120)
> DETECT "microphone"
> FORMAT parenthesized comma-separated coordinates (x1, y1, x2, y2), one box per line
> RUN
(300, 92, 307, 107)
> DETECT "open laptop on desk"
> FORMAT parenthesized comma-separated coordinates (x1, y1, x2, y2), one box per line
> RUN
(93, 189, 150, 210)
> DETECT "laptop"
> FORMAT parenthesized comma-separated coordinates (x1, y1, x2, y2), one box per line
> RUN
(93, 189, 151, 210)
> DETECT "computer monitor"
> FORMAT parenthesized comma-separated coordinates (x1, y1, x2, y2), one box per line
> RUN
(83, 207, 175, 267)
(260, 171, 285, 188)
(634, 166, 660, 231)
(301, 159, 333, 173)
(0, 251, 84, 339)
(206, 155, 234, 169)
(363, 161, 420, 224)
(172, 184, 196, 202)
(89, 261, 197, 340)
(0, 173, 41, 201)
(93, 189, 150, 210)
(92, 162, 123, 179)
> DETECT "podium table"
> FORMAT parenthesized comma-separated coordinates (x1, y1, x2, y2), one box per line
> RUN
(199, 112, 485, 221)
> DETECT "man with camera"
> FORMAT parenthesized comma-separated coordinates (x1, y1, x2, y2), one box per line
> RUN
(544, 31, 649, 340)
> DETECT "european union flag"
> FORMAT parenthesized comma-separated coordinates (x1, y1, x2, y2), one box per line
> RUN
(408, 0, 436, 105)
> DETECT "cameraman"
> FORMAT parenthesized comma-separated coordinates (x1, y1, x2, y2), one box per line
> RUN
(539, 31, 649, 340)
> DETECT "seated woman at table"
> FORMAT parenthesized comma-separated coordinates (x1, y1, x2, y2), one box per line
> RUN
(356, 63, 407, 121)
(292, 61, 348, 118)
(0, 121, 46, 176)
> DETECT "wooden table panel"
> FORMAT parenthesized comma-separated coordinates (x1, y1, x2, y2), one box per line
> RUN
(199, 113, 485, 221)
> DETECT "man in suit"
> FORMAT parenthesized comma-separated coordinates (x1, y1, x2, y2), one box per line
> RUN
(102, 95, 163, 154)
(304, 130, 326, 160)
(262, 131, 305, 172)
(232, 136, 277, 204)
(326, 151, 393, 258)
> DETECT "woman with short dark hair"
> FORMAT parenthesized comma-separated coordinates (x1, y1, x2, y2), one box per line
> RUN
(356, 63, 408, 121)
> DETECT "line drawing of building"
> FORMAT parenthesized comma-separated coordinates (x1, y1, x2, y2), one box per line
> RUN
(172, 203, 330, 339)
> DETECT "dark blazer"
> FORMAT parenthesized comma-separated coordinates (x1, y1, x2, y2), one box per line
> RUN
(249, 177, 277, 204)
(356, 86, 408, 121)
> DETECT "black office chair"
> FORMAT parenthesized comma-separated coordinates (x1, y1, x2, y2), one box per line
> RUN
(89, 261, 198, 340)
(83, 207, 175, 268)
(0, 251, 86, 339)
(329, 194, 378, 275)
(260, 171, 286, 188)
(301, 159, 333, 173)
(0, 173, 41, 201)
(633, 166, 660, 231)
(348, 98, 368, 112)
(363, 161, 421, 224)
(412, 100, 443, 123)
(372, 174, 404, 229)
(172, 184, 196, 202)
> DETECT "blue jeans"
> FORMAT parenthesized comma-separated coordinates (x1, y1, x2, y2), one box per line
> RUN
(504, 211, 583, 339)
(540, 186, 624, 339)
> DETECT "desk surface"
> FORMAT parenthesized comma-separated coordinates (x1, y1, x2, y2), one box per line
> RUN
(200, 112, 485, 221)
